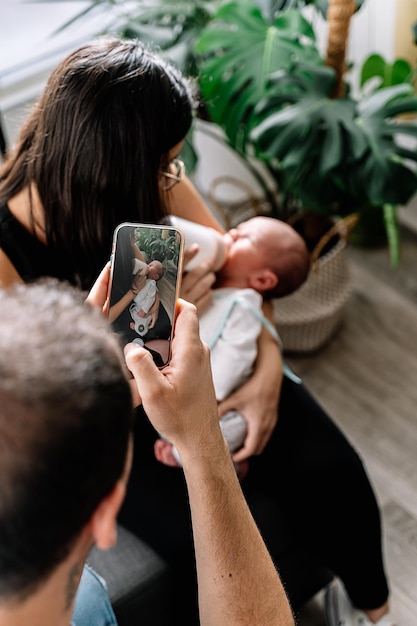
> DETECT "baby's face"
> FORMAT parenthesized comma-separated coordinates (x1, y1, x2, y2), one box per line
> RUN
(221, 218, 271, 277)
(147, 261, 163, 280)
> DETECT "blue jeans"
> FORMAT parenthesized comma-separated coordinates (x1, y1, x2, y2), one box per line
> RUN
(71, 564, 118, 626)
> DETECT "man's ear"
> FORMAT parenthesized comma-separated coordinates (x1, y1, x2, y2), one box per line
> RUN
(248, 269, 278, 294)
(88, 481, 126, 551)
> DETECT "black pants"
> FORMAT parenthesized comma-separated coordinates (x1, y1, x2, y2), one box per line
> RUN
(119, 376, 389, 614)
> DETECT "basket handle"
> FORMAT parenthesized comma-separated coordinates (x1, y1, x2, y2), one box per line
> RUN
(310, 213, 359, 265)
(207, 176, 264, 230)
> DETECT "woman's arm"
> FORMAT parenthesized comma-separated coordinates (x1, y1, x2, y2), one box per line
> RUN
(169, 175, 225, 232)
(108, 289, 136, 324)
(132, 243, 147, 262)
(0, 250, 24, 288)
(108, 271, 150, 323)
(147, 291, 160, 328)
(218, 299, 283, 462)
(167, 176, 223, 312)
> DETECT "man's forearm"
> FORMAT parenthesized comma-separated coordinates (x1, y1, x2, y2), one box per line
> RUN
(181, 437, 294, 626)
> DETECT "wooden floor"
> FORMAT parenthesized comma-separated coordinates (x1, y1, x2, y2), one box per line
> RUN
(287, 227, 417, 626)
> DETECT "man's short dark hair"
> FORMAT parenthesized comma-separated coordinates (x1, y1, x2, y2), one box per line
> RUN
(0, 279, 133, 600)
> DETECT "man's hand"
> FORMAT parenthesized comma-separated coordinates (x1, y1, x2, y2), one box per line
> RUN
(124, 299, 221, 456)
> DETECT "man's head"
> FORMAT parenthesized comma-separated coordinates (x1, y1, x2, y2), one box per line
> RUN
(219, 216, 310, 298)
(147, 260, 164, 281)
(0, 279, 133, 602)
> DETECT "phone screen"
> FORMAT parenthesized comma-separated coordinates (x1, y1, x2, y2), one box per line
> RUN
(108, 222, 184, 368)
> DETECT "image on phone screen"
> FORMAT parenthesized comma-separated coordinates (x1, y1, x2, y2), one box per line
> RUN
(108, 222, 183, 368)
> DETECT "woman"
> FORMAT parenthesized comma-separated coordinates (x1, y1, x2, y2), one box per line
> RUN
(0, 37, 393, 626)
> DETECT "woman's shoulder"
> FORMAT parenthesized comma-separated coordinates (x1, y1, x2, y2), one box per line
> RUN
(0, 200, 75, 284)
(0, 248, 23, 288)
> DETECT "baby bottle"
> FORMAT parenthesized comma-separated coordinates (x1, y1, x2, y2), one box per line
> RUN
(167, 215, 228, 272)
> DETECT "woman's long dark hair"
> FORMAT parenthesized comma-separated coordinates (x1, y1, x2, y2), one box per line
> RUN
(0, 37, 195, 288)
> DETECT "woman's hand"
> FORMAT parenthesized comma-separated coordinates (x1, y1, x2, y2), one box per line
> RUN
(131, 272, 146, 294)
(147, 293, 160, 329)
(86, 263, 111, 315)
(217, 372, 280, 462)
(180, 246, 216, 314)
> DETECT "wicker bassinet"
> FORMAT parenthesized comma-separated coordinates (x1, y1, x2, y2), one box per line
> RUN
(273, 216, 356, 354)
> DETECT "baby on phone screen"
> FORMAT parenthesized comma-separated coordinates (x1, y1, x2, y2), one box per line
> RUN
(129, 258, 164, 342)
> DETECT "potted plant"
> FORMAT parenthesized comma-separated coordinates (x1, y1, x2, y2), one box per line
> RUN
(194, 0, 417, 267)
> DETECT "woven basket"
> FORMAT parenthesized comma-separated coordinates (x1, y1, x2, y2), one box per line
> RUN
(273, 215, 358, 354)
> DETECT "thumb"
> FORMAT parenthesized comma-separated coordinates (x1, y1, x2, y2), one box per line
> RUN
(124, 343, 162, 400)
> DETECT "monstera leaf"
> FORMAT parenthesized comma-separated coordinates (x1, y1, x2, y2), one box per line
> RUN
(249, 64, 368, 210)
(195, 1, 322, 149)
(251, 68, 417, 210)
(353, 84, 417, 206)
(360, 53, 412, 92)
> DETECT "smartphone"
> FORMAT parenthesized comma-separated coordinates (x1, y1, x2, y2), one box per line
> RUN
(107, 222, 184, 368)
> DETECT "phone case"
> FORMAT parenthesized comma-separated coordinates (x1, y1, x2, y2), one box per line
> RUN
(107, 222, 184, 368)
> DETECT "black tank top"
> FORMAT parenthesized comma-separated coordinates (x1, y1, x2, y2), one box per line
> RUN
(0, 203, 77, 284)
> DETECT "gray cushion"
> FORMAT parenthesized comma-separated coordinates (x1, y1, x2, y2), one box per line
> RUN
(87, 525, 172, 626)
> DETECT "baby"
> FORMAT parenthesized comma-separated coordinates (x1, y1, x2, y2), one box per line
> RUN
(129, 259, 164, 340)
(154, 216, 310, 472)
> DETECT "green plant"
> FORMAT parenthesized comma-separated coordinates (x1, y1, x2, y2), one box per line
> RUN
(195, 3, 322, 150)
(360, 53, 413, 93)
(194, 0, 417, 265)
(135, 226, 181, 267)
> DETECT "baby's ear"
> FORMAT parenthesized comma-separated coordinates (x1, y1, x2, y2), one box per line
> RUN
(248, 269, 278, 293)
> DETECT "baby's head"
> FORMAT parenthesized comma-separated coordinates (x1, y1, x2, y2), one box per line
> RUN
(147, 260, 164, 281)
(220, 216, 310, 299)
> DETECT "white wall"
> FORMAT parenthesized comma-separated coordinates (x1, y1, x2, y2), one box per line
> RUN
(0, 0, 112, 146)
(308, 0, 397, 95)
